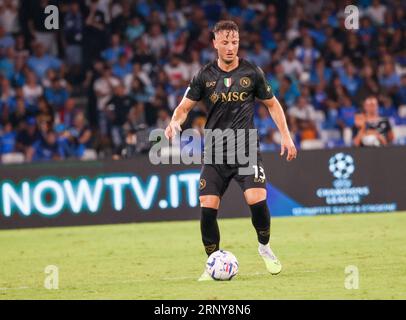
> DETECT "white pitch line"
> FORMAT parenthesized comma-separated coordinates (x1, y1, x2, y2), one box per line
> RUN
(0, 286, 30, 291)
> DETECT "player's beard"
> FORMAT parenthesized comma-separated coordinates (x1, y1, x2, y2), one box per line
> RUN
(221, 54, 237, 65)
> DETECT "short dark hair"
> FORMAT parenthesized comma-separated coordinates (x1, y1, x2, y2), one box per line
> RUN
(212, 20, 239, 35)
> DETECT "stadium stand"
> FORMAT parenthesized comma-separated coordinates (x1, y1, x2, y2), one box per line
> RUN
(0, 0, 405, 163)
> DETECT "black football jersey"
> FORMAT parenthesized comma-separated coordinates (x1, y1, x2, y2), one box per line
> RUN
(186, 58, 274, 131)
(185, 58, 274, 163)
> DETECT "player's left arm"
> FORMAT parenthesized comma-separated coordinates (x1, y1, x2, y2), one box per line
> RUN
(260, 97, 297, 161)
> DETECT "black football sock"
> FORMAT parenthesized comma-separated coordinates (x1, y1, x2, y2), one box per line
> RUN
(249, 200, 271, 245)
(200, 207, 220, 256)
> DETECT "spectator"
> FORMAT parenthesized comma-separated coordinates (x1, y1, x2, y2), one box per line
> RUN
(379, 95, 398, 121)
(281, 48, 303, 79)
(101, 33, 125, 65)
(0, 47, 14, 81)
(170, 30, 188, 56)
(22, 71, 43, 108)
(165, 0, 187, 28)
(378, 58, 401, 95)
(110, 0, 132, 34)
(125, 16, 146, 42)
(155, 108, 171, 130)
(254, 104, 277, 141)
(344, 32, 365, 67)
(355, 63, 380, 106)
(188, 50, 202, 80)
(166, 17, 182, 49)
(357, 16, 376, 47)
(63, 1, 84, 68)
(260, 14, 279, 50)
(112, 53, 132, 80)
(142, 23, 167, 59)
(279, 75, 300, 107)
(36, 97, 54, 128)
(0, 77, 14, 107)
(29, 130, 62, 161)
(11, 55, 26, 87)
(0, 25, 14, 50)
(42, 69, 66, 88)
(259, 128, 280, 152)
(128, 75, 154, 104)
(44, 77, 70, 111)
(337, 95, 357, 131)
(0, 0, 19, 34)
(396, 74, 406, 106)
(0, 121, 16, 155)
(288, 96, 318, 141)
(338, 63, 361, 97)
(312, 82, 328, 111)
(366, 0, 387, 26)
(131, 38, 156, 75)
(164, 54, 189, 87)
(27, 42, 62, 80)
(83, 0, 108, 71)
(10, 96, 31, 128)
(13, 33, 29, 62)
(15, 117, 40, 158)
(353, 96, 394, 147)
(124, 63, 152, 94)
(295, 36, 320, 71)
(123, 103, 150, 156)
(106, 84, 134, 155)
(93, 65, 120, 135)
(247, 42, 271, 70)
(58, 98, 77, 128)
(59, 111, 92, 159)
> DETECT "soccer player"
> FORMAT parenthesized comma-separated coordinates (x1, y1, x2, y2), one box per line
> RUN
(164, 21, 297, 280)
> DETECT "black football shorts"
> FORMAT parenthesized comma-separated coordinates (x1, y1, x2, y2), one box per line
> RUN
(199, 157, 267, 197)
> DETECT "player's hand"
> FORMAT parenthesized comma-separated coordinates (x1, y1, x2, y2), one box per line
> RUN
(164, 120, 182, 140)
(280, 134, 297, 161)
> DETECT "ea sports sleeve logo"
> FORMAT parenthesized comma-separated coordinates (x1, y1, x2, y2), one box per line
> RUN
(199, 179, 206, 190)
(329, 153, 355, 180)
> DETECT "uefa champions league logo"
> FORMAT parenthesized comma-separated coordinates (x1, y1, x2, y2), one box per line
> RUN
(329, 153, 355, 180)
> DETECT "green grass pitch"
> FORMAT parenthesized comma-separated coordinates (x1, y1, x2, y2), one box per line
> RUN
(1, 212, 406, 299)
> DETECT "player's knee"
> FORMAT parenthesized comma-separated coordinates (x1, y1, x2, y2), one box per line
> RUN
(244, 188, 267, 205)
(199, 195, 220, 209)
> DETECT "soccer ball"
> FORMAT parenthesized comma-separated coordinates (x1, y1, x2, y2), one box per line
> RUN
(206, 250, 239, 280)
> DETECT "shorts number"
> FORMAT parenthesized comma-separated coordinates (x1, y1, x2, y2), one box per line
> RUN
(253, 165, 265, 182)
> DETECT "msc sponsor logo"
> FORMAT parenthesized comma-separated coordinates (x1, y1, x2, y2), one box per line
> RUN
(210, 91, 248, 103)
(210, 92, 220, 104)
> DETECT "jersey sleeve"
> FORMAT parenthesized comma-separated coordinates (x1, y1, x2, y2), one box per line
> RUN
(185, 70, 204, 101)
(254, 66, 274, 100)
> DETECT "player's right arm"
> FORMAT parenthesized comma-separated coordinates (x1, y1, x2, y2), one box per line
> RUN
(165, 97, 198, 140)
(165, 69, 205, 140)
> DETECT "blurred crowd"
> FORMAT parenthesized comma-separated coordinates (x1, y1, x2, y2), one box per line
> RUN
(0, 0, 405, 163)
